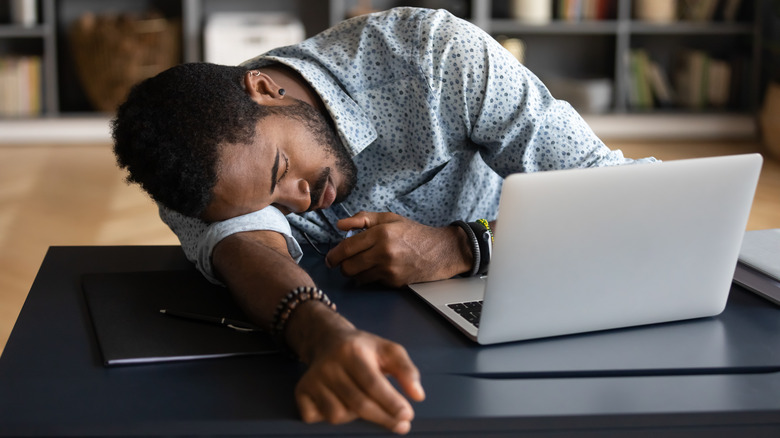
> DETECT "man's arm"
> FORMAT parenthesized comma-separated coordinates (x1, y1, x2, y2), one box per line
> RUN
(212, 230, 425, 434)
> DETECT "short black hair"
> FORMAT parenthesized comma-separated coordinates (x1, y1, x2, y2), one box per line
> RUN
(111, 62, 266, 218)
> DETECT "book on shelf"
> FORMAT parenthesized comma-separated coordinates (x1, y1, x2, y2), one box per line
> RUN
(675, 50, 708, 109)
(627, 48, 732, 111)
(0, 56, 42, 117)
(680, 0, 719, 22)
(634, 0, 678, 23)
(646, 60, 675, 107)
(673, 50, 733, 110)
(680, 0, 745, 22)
(722, 0, 744, 22)
(627, 49, 675, 110)
(707, 59, 731, 108)
(627, 49, 654, 110)
(556, 0, 614, 21)
(728, 54, 750, 109)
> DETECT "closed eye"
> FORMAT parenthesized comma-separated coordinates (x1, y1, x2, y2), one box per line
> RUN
(270, 150, 289, 195)
(278, 154, 289, 183)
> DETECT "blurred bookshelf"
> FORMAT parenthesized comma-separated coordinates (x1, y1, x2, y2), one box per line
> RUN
(0, 0, 327, 125)
(0, 0, 766, 142)
(332, 0, 764, 139)
(0, 0, 56, 119)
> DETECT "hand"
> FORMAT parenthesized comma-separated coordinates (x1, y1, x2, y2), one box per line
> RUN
(294, 324, 425, 434)
(325, 211, 472, 286)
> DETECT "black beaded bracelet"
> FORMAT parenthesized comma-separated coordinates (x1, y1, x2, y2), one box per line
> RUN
(451, 220, 480, 277)
(468, 220, 493, 276)
(271, 286, 337, 342)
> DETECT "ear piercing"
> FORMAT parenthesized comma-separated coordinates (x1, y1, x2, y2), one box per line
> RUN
(249, 71, 285, 97)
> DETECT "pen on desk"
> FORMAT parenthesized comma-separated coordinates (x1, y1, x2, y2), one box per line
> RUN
(159, 309, 260, 332)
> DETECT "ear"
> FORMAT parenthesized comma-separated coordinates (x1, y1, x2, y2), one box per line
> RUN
(244, 71, 285, 105)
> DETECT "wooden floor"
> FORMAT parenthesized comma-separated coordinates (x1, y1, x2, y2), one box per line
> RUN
(1, 139, 779, 356)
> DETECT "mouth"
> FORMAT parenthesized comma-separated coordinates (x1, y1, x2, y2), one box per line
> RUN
(308, 168, 337, 212)
(320, 176, 337, 210)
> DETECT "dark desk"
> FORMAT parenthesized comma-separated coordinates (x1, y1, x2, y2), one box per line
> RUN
(1, 246, 779, 437)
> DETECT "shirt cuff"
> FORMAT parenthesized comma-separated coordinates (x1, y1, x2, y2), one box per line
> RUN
(197, 206, 303, 284)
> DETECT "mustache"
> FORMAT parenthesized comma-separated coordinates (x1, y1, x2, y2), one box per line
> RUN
(307, 167, 331, 212)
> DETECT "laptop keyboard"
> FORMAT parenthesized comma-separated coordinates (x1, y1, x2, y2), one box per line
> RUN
(447, 300, 483, 328)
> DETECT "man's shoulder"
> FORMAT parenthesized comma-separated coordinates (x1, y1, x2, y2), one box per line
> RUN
(333, 7, 456, 36)
(359, 6, 446, 23)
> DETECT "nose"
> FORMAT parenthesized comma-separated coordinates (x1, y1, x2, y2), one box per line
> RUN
(277, 178, 312, 213)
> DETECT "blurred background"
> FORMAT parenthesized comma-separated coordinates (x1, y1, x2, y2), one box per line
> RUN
(1, 0, 778, 355)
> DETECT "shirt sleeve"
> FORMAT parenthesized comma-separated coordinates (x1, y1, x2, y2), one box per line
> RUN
(158, 205, 303, 284)
(416, 10, 656, 176)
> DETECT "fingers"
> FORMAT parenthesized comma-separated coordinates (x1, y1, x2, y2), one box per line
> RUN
(325, 230, 374, 269)
(329, 248, 406, 287)
(335, 212, 372, 232)
(380, 343, 426, 402)
(326, 241, 410, 287)
(347, 350, 416, 422)
(338, 370, 414, 434)
(296, 382, 359, 425)
(326, 211, 380, 269)
(336, 211, 397, 232)
(325, 219, 399, 279)
(295, 362, 415, 434)
(296, 393, 324, 423)
(294, 333, 423, 434)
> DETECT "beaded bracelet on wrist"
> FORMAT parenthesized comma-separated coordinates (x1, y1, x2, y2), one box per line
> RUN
(468, 219, 493, 276)
(451, 220, 480, 277)
(271, 286, 337, 342)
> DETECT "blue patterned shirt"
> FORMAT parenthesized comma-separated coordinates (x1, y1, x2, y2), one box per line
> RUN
(161, 7, 654, 283)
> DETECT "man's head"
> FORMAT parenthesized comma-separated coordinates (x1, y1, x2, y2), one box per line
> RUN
(112, 62, 357, 221)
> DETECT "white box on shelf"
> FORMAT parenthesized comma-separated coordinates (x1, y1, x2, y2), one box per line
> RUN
(204, 13, 305, 66)
(11, 0, 37, 27)
(543, 77, 613, 114)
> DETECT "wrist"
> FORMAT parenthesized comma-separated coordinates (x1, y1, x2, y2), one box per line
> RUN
(468, 220, 492, 276)
(450, 219, 493, 277)
(284, 299, 354, 364)
(450, 222, 476, 277)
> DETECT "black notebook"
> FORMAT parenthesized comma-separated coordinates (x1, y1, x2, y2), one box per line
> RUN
(82, 270, 278, 366)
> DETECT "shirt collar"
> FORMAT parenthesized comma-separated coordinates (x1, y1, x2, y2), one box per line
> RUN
(241, 55, 376, 157)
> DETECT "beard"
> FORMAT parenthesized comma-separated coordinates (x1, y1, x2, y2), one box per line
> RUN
(274, 100, 358, 209)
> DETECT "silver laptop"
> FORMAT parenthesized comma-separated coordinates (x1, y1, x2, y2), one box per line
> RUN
(408, 154, 763, 345)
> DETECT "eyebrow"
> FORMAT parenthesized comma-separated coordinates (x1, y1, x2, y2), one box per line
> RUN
(270, 149, 280, 194)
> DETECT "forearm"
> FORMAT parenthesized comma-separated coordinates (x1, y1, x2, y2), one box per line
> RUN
(213, 231, 311, 328)
(212, 231, 352, 362)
